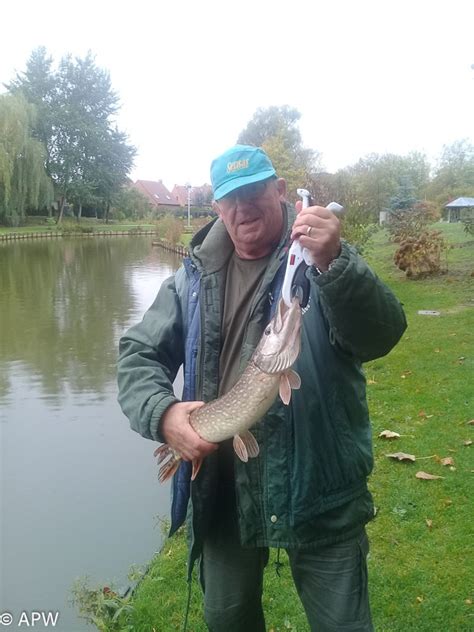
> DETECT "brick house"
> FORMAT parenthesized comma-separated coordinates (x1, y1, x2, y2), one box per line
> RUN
(133, 180, 180, 209)
(171, 184, 190, 206)
(171, 184, 213, 207)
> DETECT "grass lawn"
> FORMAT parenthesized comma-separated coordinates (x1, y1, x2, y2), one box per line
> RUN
(74, 223, 473, 631)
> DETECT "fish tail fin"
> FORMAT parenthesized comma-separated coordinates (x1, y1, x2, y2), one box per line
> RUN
(154, 443, 173, 463)
(154, 444, 181, 483)
(279, 369, 301, 405)
(158, 456, 181, 483)
(233, 431, 260, 462)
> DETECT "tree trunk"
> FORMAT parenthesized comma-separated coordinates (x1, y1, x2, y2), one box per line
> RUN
(105, 201, 110, 224)
(57, 196, 66, 224)
(77, 202, 82, 221)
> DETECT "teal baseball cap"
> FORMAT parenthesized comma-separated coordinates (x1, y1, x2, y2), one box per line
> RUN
(210, 144, 276, 201)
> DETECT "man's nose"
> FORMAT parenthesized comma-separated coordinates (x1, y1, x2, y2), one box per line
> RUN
(234, 191, 253, 207)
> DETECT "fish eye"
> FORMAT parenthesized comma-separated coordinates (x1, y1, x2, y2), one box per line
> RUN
(264, 328, 271, 335)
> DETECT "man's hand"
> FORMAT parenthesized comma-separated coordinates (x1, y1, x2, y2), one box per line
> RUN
(292, 201, 341, 271)
(160, 401, 218, 461)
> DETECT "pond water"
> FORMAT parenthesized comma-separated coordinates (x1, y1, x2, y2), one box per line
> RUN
(0, 236, 183, 631)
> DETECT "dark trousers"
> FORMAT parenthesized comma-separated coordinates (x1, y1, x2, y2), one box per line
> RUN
(199, 524, 374, 632)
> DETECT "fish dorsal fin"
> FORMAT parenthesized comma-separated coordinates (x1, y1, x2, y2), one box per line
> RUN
(279, 369, 301, 405)
(233, 431, 259, 462)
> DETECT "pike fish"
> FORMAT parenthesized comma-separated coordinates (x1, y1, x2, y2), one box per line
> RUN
(154, 297, 302, 482)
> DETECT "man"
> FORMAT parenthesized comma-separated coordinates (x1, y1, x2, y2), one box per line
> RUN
(117, 145, 407, 631)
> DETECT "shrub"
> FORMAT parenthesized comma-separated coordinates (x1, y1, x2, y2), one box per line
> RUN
(154, 215, 183, 245)
(71, 578, 134, 632)
(341, 218, 379, 256)
(387, 201, 439, 243)
(394, 230, 446, 278)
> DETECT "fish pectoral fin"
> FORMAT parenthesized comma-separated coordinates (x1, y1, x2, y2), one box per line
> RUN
(233, 431, 260, 462)
(279, 373, 292, 404)
(279, 370, 301, 405)
(191, 458, 203, 481)
(287, 369, 301, 390)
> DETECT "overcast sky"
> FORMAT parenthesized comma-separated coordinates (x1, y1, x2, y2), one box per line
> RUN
(1, 0, 473, 191)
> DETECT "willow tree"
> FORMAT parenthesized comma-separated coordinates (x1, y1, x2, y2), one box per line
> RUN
(9, 49, 135, 223)
(0, 93, 53, 225)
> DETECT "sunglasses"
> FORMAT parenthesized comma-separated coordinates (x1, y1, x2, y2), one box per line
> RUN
(218, 178, 273, 207)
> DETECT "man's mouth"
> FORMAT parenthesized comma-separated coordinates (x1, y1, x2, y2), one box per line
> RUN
(240, 217, 259, 225)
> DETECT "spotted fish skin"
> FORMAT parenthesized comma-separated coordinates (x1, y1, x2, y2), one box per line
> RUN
(155, 297, 302, 482)
(190, 363, 280, 442)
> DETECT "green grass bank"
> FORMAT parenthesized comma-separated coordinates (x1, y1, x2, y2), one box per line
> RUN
(0, 219, 156, 236)
(74, 223, 473, 631)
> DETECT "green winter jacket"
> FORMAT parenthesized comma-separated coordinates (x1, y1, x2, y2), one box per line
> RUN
(117, 204, 407, 565)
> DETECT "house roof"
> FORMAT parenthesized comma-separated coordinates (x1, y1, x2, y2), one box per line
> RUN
(134, 180, 179, 206)
(445, 197, 474, 208)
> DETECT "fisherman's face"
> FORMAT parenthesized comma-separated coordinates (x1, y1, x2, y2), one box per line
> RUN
(214, 177, 286, 260)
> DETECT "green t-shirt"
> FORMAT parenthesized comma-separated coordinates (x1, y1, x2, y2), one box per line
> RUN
(218, 251, 270, 396)
(216, 250, 270, 483)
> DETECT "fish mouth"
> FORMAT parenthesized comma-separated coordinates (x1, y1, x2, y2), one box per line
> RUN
(253, 298, 301, 374)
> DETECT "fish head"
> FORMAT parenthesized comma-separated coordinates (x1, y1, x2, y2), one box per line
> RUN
(253, 297, 301, 374)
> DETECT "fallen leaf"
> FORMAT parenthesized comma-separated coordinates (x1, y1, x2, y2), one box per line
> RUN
(418, 410, 427, 418)
(367, 376, 377, 385)
(437, 456, 455, 466)
(416, 471, 444, 480)
(467, 420, 474, 425)
(465, 599, 472, 605)
(386, 452, 416, 462)
(379, 430, 401, 439)
(425, 519, 433, 529)
(464, 439, 472, 446)
(416, 596, 424, 603)
(444, 499, 453, 507)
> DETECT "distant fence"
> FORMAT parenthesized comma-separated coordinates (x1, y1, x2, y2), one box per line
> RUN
(0, 230, 190, 257)
(0, 230, 156, 241)
(152, 239, 188, 257)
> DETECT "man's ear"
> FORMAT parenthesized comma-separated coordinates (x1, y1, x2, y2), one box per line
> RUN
(275, 178, 287, 201)
(212, 200, 222, 218)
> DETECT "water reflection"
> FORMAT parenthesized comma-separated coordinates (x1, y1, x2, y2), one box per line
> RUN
(0, 237, 181, 401)
(0, 236, 183, 631)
